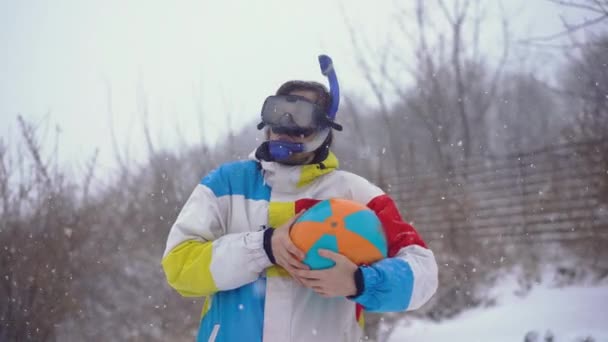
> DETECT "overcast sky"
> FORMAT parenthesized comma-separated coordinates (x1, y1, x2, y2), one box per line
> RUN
(0, 0, 591, 172)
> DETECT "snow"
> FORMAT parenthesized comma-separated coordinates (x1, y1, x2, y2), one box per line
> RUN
(390, 278, 608, 342)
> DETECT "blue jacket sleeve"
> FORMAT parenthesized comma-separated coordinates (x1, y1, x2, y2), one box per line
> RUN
(350, 258, 415, 312)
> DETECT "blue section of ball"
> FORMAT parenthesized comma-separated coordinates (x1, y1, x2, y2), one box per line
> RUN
(303, 234, 338, 270)
(343, 210, 388, 257)
(298, 200, 333, 223)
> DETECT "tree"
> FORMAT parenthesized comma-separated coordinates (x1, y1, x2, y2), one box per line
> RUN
(493, 72, 561, 154)
(562, 33, 608, 205)
(0, 117, 94, 341)
(344, 0, 509, 177)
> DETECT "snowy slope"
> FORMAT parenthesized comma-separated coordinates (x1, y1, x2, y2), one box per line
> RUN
(390, 280, 608, 342)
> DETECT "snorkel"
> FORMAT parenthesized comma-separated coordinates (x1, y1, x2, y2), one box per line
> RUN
(318, 54, 340, 121)
(265, 54, 342, 162)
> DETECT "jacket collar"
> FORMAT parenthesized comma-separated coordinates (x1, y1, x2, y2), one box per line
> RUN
(249, 150, 339, 193)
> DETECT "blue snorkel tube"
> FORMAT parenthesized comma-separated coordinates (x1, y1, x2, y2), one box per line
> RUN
(318, 55, 342, 129)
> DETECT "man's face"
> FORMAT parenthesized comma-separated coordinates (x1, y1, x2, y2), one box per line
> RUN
(267, 89, 321, 164)
(268, 89, 320, 144)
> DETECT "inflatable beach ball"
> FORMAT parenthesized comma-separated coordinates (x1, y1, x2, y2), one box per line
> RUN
(290, 198, 387, 270)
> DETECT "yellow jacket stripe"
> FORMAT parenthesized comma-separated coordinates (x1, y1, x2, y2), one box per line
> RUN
(162, 240, 218, 297)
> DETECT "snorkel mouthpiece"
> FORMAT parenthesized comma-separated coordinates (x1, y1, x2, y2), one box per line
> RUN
(268, 140, 304, 161)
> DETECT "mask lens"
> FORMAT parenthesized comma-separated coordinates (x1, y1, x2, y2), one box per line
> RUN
(261, 95, 321, 129)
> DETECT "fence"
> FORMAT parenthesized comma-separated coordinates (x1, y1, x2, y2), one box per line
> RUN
(385, 140, 608, 251)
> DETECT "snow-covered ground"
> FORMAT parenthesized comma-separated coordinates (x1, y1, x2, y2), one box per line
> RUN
(390, 273, 608, 342)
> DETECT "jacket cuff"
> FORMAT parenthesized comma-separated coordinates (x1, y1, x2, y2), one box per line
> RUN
(243, 230, 274, 270)
(347, 268, 365, 299)
(347, 265, 382, 308)
(262, 228, 276, 264)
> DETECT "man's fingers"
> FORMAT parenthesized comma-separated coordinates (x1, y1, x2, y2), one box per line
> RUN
(317, 249, 344, 262)
(312, 284, 325, 291)
(274, 249, 288, 265)
(279, 259, 296, 275)
(294, 268, 324, 280)
(292, 275, 305, 286)
(300, 277, 323, 288)
(276, 251, 295, 271)
(285, 242, 306, 262)
(313, 288, 332, 298)
(276, 232, 305, 261)
(277, 243, 307, 269)
(286, 255, 309, 271)
(276, 252, 307, 286)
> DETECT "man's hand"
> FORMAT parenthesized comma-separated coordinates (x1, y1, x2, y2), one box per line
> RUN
(294, 249, 359, 298)
(271, 212, 310, 282)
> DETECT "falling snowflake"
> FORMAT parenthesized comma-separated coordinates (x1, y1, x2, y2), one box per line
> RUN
(63, 228, 73, 238)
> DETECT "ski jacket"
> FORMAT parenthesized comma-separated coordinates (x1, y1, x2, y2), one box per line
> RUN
(162, 151, 438, 342)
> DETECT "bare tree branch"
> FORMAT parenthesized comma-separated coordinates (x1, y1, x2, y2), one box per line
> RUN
(547, 0, 608, 14)
(340, 3, 402, 171)
(105, 81, 127, 171)
(81, 148, 98, 204)
(478, 1, 510, 119)
(437, 0, 455, 25)
(138, 78, 156, 157)
(447, 0, 472, 165)
(17, 115, 51, 187)
(525, 14, 608, 41)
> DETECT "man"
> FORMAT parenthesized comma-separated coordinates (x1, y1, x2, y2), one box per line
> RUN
(162, 56, 438, 342)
